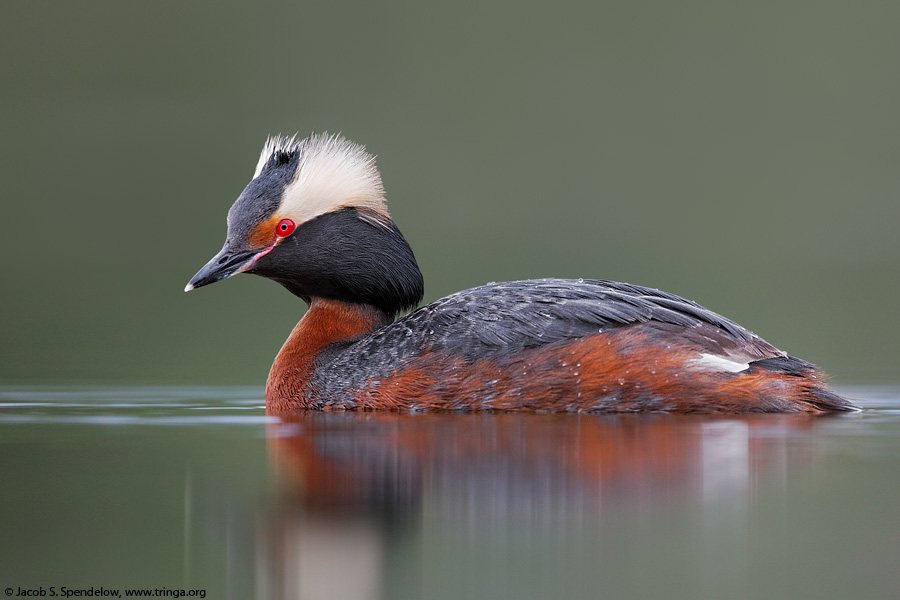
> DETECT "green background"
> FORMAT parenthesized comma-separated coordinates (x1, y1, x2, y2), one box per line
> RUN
(3, 0, 898, 385)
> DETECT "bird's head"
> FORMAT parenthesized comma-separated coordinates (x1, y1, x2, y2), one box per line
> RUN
(185, 133, 424, 319)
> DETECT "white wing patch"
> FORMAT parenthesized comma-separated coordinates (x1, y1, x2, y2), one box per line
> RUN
(691, 353, 751, 373)
(254, 133, 390, 227)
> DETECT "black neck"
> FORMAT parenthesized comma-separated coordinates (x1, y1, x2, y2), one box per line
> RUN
(252, 208, 424, 320)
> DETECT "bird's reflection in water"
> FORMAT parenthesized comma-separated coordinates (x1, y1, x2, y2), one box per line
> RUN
(259, 411, 829, 600)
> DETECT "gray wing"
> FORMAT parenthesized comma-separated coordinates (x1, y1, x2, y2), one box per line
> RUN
(425, 279, 757, 350)
(348, 278, 780, 361)
(311, 278, 787, 401)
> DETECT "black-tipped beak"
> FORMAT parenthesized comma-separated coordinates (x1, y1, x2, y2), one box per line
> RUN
(184, 244, 272, 292)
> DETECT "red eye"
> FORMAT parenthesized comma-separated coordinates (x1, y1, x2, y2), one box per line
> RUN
(276, 218, 295, 237)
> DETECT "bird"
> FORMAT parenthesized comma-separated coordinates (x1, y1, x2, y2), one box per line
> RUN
(185, 133, 856, 414)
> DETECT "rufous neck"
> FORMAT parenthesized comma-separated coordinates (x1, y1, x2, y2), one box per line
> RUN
(266, 298, 390, 412)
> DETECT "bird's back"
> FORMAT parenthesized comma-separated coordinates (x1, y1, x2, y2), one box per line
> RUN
(305, 279, 853, 413)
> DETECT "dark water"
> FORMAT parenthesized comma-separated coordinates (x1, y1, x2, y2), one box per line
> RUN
(1, 386, 899, 600)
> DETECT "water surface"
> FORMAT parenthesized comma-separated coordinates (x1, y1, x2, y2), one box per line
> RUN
(1, 386, 898, 599)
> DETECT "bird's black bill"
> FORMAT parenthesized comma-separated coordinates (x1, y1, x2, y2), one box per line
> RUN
(184, 245, 263, 292)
